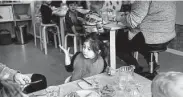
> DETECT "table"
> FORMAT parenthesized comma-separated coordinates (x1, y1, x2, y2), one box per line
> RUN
(29, 73, 152, 97)
(103, 22, 126, 69)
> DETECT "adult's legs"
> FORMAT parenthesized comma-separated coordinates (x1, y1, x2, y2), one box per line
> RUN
(116, 29, 142, 72)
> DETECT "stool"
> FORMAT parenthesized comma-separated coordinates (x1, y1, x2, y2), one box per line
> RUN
(133, 47, 167, 74)
(40, 23, 61, 55)
(65, 33, 84, 55)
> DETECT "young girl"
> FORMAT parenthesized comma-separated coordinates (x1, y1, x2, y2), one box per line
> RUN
(60, 33, 108, 82)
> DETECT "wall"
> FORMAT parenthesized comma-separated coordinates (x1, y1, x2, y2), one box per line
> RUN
(168, 1, 183, 52)
(176, 1, 183, 25)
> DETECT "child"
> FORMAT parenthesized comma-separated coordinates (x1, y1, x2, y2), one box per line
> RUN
(65, 1, 85, 35)
(152, 71, 183, 97)
(40, 0, 58, 43)
(60, 33, 108, 82)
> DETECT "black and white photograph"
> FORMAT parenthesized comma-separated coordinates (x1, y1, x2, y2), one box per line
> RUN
(0, 0, 182, 97)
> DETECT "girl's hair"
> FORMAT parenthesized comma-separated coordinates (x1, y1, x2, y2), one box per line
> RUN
(0, 80, 23, 97)
(83, 33, 108, 59)
(66, 1, 77, 6)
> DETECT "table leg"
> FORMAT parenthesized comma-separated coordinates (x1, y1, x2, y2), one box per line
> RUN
(110, 30, 116, 69)
(60, 17, 65, 47)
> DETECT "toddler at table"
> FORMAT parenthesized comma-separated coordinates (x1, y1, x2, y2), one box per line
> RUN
(60, 33, 108, 82)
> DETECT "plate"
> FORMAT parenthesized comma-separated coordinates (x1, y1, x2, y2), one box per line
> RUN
(77, 81, 95, 90)
(65, 90, 100, 97)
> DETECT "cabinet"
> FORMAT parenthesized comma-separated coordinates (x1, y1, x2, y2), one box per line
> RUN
(0, 1, 34, 38)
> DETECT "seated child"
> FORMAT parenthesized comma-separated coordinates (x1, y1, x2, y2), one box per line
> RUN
(60, 33, 108, 82)
(151, 71, 183, 97)
(65, 1, 85, 35)
(40, 1, 58, 43)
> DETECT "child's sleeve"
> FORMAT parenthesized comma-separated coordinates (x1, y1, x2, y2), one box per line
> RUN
(0, 63, 19, 81)
(65, 52, 81, 72)
(65, 12, 74, 28)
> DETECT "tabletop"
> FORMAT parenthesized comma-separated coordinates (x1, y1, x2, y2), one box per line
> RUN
(29, 72, 152, 97)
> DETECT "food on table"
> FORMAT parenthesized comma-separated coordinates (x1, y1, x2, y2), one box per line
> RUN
(66, 92, 80, 97)
(85, 13, 102, 25)
(100, 85, 115, 97)
(65, 90, 100, 97)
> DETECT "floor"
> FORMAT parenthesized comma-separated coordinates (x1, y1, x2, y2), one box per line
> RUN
(0, 39, 183, 86)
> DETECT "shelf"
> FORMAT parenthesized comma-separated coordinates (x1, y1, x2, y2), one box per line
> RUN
(0, 3, 30, 5)
(0, 20, 13, 23)
(14, 19, 32, 21)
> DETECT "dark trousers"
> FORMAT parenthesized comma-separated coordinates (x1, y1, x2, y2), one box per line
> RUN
(116, 29, 171, 68)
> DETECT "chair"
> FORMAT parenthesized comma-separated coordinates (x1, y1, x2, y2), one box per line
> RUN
(64, 76, 71, 84)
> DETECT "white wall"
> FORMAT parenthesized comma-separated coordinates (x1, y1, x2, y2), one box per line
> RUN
(176, 1, 183, 25)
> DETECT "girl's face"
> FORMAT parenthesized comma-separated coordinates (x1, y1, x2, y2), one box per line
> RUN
(69, 3, 77, 12)
(82, 41, 96, 59)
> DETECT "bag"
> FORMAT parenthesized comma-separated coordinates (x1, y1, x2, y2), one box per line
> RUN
(23, 74, 47, 94)
(0, 29, 12, 45)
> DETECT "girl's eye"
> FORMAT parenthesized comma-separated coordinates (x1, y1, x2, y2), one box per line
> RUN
(88, 48, 91, 51)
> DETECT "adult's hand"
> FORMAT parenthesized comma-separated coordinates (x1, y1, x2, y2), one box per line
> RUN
(14, 73, 31, 85)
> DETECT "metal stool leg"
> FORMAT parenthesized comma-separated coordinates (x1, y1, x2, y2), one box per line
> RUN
(149, 53, 154, 73)
(65, 35, 68, 50)
(34, 23, 37, 46)
(40, 26, 43, 50)
(54, 34, 57, 48)
(56, 26, 61, 51)
(43, 26, 47, 55)
(74, 36, 77, 54)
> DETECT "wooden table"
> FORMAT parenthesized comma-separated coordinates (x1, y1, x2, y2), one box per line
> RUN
(29, 72, 152, 97)
(103, 22, 126, 69)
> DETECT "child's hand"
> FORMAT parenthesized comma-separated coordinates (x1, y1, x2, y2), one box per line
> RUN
(59, 45, 70, 55)
(106, 66, 116, 76)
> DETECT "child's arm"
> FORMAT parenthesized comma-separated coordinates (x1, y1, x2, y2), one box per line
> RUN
(59, 45, 71, 65)
(71, 26, 80, 36)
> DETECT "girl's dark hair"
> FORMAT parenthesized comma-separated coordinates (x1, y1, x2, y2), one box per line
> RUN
(66, 1, 77, 6)
(84, 33, 108, 59)
(0, 80, 23, 97)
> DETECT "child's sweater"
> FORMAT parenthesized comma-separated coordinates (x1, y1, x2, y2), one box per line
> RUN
(65, 53, 104, 81)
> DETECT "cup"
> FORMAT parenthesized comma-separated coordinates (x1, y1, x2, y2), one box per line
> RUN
(117, 65, 135, 90)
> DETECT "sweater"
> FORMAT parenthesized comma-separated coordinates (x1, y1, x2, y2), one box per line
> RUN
(65, 53, 104, 81)
(0, 63, 18, 81)
(125, 1, 176, 44)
